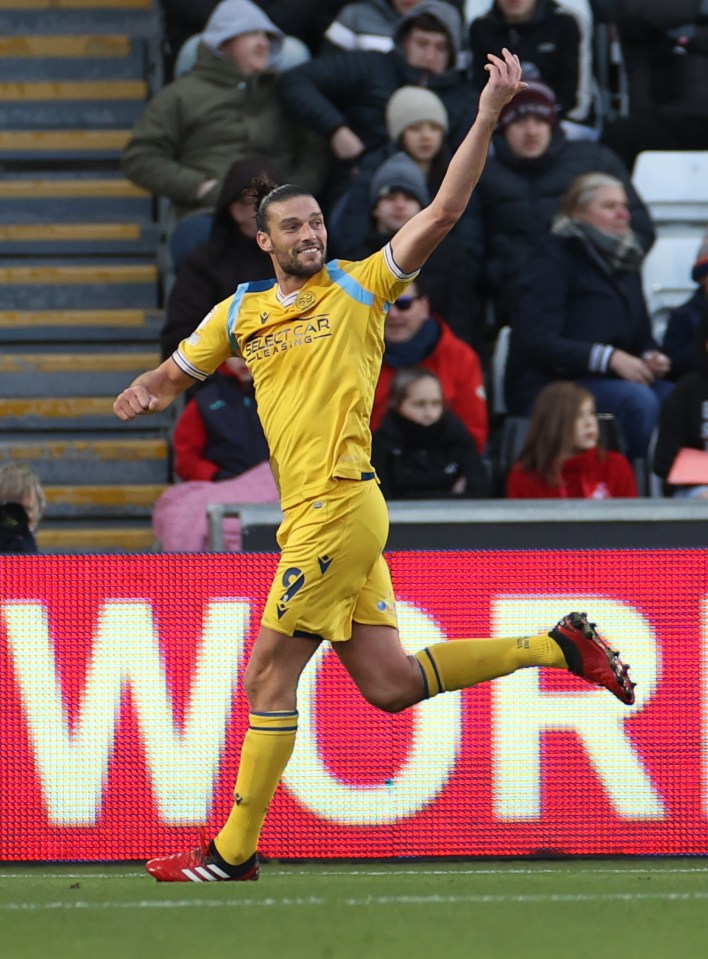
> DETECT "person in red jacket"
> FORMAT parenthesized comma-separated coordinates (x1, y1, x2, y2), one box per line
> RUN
(172, 356, 269, 481)
(506, 380, 638, 498)
(372, 274, 488, 452)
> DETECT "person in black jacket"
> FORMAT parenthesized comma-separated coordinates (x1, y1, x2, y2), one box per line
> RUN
(602, 0, 708, 169)
(468, 0, 592, 127)
(0, 462, 45, 554)
(662, 234, 708, 380)
(278, 0, 472, 200)
(372, 367, 489, 498)
(465, 81, 654, 327)
(160, 156, 280, 360)
(506, 171, 671, 459)
(653, 304, 708, 497)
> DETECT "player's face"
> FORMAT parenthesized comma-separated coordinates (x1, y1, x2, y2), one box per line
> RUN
(258, 196, 328, 277)
(574, 184, 630, 237)
(401, 121, 444, 162)
(385, 287, 430, 341)
(504, 115, 552, 159)
(572, 397, 599, 452)
(496, 0, 537, 24)
(401, 28, 451, 75)
(398, 376, 444, 426)
(220, 31, 271, 76)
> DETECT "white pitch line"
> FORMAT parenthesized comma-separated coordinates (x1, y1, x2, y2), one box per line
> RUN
(2, 891, 708, 911)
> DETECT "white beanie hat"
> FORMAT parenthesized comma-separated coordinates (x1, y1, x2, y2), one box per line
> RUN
(202, 0, 284, 57)
(386, 86, 449, 143)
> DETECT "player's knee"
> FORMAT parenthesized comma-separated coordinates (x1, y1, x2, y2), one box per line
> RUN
(363, 687, 412, 714)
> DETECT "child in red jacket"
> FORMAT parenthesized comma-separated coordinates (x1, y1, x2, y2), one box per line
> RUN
(506, 381, 638, 499)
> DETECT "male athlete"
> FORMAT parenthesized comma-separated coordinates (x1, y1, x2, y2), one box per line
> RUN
(113, 50, 635, 883)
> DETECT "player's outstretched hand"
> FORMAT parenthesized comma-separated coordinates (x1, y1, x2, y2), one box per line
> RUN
(479, 48, 526, 119)
(113, 384, 160, 421)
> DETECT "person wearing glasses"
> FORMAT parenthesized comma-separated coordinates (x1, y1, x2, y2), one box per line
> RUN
(113, 51, 635, 886)
(371, 274, 488, 453)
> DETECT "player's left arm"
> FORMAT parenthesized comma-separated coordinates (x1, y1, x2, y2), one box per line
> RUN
(389, 49, 524, 276)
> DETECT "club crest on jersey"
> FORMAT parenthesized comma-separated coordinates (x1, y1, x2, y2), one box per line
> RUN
(295, 290, 316, 311)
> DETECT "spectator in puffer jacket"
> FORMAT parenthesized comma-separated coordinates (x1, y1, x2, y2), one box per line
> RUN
(372, 367, 489, 498)
(172, 357, 270, 481)
(506, 172, 670, 459)
(468, 0, 593, 130)
(123, 0, 326, 263)
(322, 0, 464, 54)
(279, 0, 472, 201)
(160, 156, 280, 358)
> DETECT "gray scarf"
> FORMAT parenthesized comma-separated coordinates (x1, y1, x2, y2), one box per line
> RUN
(552, 215, 644, 274)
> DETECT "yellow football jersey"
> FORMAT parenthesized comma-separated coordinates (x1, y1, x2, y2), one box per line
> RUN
(173, 243, 418, 509)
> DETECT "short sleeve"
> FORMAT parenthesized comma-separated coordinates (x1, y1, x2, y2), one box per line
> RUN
(344, 243, 420, 303)
(172, 298, 234, 382)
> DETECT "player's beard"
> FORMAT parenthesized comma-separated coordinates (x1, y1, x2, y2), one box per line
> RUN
(276, 243, 327, 278)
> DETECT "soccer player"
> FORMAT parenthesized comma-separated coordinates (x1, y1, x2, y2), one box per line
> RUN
(113, 50, 635, 884)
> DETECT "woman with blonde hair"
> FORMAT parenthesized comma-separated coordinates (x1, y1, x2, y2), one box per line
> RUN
(506, 171, 672, 459)
(506, 381, 638, 499)
(0, 461, 46, 552)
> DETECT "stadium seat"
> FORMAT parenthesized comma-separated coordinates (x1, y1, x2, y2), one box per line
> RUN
(632, 151, 708, 236)
(641, 236, 698, 343)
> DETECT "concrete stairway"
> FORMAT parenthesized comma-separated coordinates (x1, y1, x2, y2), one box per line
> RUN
(0, 0, 169, 553)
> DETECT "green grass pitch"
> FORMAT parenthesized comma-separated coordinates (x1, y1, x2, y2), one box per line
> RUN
(1, 859, 707, 959)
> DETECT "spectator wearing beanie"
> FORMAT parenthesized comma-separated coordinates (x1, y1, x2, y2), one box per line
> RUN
(332, 84, 478, 275)
(465, 80, 654, 329)
(339, 151, 485, 348)
(663, 234, 708, 380)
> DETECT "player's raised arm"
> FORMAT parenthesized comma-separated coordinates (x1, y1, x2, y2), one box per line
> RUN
(390, 48, 525, 276)
(113, 356, 195, 421)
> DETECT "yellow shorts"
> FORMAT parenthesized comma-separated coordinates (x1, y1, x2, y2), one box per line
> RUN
(261, 478, 397, 642)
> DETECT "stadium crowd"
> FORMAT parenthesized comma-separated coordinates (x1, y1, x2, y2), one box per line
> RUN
(118, 0, 708, 525)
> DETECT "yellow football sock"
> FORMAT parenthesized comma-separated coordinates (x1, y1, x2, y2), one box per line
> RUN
(414, 631, 566, 698)
(214, 710, 297, 865)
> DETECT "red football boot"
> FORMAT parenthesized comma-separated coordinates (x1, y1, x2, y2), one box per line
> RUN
(550, 611, 636, 705)
(146, 832, 259, 883)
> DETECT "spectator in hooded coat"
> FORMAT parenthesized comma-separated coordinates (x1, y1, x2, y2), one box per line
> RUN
(160, 156, 280, 359)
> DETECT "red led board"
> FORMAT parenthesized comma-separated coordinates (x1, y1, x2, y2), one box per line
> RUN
(0, 549, 704, 860)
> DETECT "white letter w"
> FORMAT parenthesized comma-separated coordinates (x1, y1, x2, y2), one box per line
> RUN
(3, 599, 247, 826)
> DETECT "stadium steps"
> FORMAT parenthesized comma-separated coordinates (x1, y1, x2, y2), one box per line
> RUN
(0, 261, 159, 308)
(44, 482, 166, 517)
(0, 0, 170, 553)
(0, 308, 162, 343)
(0, 435, 169, 484)
(36, 525, 157, 553)
(0, 35, 143, 83)
(0, 350, 162, 396)
(0, 0, 161, 40)
(0, 396, 170, 430)
(0, 176, 153, 222)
